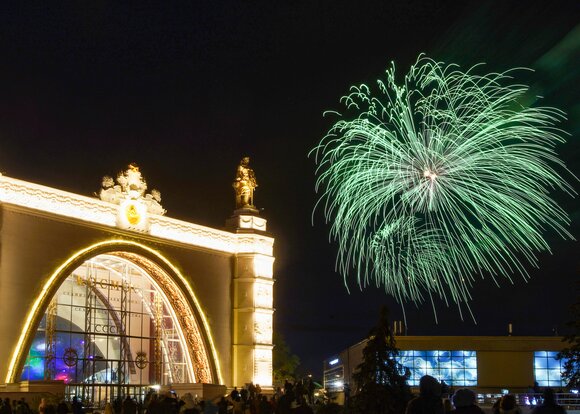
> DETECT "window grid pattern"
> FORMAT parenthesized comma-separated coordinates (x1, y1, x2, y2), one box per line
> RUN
(20, 255, 191, 405)
(324, 365, 344, 391)
(534, 351, 567, 387)
(396, 350, 477, 387)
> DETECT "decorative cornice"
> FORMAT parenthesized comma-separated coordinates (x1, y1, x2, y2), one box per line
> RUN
(0, 175, 273, 255)
(0, 176, 117, 226)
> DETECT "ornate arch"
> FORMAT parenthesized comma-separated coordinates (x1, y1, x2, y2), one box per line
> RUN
(6, 239, 222, 385)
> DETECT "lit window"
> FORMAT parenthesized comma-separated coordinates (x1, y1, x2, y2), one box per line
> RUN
(324, 365, 344, 391)
(396, 350, 477, 386)
(20, 255, 194, 403)
(534, 351, 567, 387)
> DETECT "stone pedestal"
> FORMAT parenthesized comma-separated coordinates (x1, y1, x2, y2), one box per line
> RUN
(16, 380, 66, 394)
(225, 209, 266, 233)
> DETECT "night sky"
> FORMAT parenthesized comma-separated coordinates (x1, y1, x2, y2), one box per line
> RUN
(0, 1, 578, 378)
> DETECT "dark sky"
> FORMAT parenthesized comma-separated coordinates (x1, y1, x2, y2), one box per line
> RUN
(0, 1, 578, 378)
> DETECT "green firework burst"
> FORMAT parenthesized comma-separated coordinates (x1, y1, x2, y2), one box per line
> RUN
(312, 56, 576, 319)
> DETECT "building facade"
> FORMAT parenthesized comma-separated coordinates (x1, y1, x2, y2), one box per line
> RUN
(0, 164, 274, 404)
(324, 335, 568, 395)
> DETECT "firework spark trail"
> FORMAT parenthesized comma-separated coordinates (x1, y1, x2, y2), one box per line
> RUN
(311, 56, 576, 320)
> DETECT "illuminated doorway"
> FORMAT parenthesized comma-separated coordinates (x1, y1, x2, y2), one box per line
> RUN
(20, 254, 193, 404)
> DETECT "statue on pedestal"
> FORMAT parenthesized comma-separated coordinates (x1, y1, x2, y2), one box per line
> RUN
(233, 156, 258, 209)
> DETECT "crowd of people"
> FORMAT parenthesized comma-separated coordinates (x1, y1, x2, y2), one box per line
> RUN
(0, 376, 571, 414)
(136, 379, 318, 414)
(0, 379, 317, 414)
(155, 379, 318, 414)
(0, 397, 34, 414)
(405, 374, 568, 414)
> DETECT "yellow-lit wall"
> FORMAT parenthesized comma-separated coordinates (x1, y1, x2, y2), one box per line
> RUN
(0, 204, 233, 385)
(328, 336, 566, 392)
(477, 351, 533, 389)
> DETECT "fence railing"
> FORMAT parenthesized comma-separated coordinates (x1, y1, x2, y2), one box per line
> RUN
(472, 393, 580, 410)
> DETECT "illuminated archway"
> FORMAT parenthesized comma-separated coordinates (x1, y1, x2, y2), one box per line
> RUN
(7, 240, 222, 388)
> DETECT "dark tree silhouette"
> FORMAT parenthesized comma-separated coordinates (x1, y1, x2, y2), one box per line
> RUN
(350, 305, 412, 414)
(558, 286, 580, 388)
(273, 332, 301, 381)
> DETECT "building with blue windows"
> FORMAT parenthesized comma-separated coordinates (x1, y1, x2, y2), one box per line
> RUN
(323, 336, 568, 395)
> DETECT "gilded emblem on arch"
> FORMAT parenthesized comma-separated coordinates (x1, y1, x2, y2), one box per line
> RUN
(125, 203, 141, 225)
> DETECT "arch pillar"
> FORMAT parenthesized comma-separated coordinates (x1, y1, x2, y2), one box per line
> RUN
(228, 212, 275, 388)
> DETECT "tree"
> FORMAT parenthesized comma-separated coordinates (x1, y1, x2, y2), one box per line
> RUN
(350, 305, 412, 414)
(558, 286, 580, 388)
(273, 332, 301, 382)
